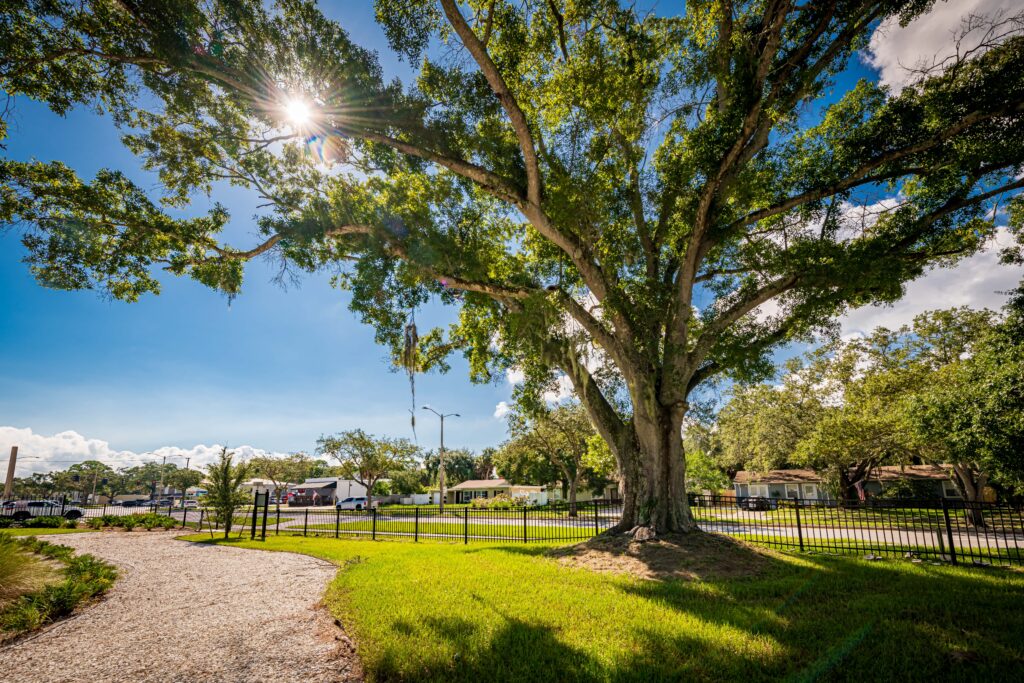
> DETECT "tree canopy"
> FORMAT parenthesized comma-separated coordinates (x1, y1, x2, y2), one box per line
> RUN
(316, 429, 420, 505)
(715, 304, 1022, 504)
(3, 1, 1024, 532)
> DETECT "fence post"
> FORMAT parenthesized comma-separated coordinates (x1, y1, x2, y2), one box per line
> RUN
(941, 498, 958, 565)
(303, 508, 308, 537)
(464, 507, 468, 544)
(60, 495, 66, 517)
(794, 500, 804, 552)
(276, 504, 280, 536)
(415, 506, 419, 542)
(372, 507, 377, 540)
(335, 508, 340, 539)
(182, 507, 188, 529)
(593, 502, 600, 537)
(523, 507, 528, 543)
(260, 495, 269, 541)
(250, 491, 259, 540)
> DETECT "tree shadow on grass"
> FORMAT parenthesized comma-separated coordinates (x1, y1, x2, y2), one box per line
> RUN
(616, 553, 1024, 682)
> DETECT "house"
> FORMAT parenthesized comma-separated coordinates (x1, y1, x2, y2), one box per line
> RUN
(733, 465, 961, 501)
(288, 477, 367, 506)
(441, 479, 549, 505)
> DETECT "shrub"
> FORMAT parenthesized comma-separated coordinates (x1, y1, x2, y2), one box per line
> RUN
(160, 517, 178, 530)
(61, 518, 78, 529)
(0, 534, 57, 605)
(470, 493, 517, 510)
(86, 518, 103, 530)
(22, 516, 64, 529)
(0, 536, 117, 636)
(0, 518, 14, 529)
(121, 518, 137, 531)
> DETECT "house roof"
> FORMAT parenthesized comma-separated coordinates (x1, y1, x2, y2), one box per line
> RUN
(734, 464, 951, 485)
(449, 478, 510, 491)
(734, 469, 821, 484)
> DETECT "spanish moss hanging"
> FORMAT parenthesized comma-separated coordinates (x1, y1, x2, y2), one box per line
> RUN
(402, 312, 419, 441)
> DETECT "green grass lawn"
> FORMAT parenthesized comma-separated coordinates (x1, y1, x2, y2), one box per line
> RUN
(186, 534, 1024, 682)
(301, 520, 594, 540)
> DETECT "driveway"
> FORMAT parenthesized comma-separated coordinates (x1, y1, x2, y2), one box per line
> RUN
(0, 531, 360, 683)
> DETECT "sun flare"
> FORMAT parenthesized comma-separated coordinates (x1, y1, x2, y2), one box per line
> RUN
(284, 98, 312, 126)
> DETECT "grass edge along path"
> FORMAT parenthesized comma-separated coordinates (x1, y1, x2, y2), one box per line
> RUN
(182, 533, 1024, 683)
(0, 533, 117, 639)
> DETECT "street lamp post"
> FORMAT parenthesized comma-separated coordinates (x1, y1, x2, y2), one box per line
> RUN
(422, 406, 459, 513)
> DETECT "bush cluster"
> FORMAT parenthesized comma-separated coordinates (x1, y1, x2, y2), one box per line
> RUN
(469, 493, 518, 510)
(21, 516, 65, 529)
(95, 513, 179, 531)
(0, 534, 117, 636)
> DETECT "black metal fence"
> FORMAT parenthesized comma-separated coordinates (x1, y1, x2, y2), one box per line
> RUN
(266, 499, 620, 543)
(4, 494, 1022, 567)
(0, 498, 207, 528)
(693, 495, 1024, 567)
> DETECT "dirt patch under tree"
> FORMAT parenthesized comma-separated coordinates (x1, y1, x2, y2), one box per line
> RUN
(548, 530, 779, 581)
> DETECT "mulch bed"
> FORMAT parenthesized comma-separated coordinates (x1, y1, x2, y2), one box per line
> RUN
(548, 530, 778, 581)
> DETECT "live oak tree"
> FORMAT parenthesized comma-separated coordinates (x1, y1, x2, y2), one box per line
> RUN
(3, 1, 1024, 533)
(316, 429, 419, 508)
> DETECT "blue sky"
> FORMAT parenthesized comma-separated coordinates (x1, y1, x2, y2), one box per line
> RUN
(1, 0, 1020, 475)
(0, 3, 510, 465)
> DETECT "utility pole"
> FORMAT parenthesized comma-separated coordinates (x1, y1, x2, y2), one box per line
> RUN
(157, 455, 167, 500)
(3, 446, 16, 499)
(422, 406, 459, 514)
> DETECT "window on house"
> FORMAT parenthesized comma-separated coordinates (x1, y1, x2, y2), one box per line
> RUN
(802, 484, 818, 500)
(749, 484, 769, 498)
(942, 480, 961, 498)
(785, 484, 799, 499)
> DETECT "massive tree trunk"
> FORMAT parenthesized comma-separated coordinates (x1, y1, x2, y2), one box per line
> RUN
(608, 403, 697, 535)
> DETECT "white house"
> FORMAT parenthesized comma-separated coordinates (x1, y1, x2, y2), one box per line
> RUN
(288, 477, 367, 506)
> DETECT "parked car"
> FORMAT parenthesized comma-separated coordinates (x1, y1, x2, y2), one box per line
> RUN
(153, 499, 174, 507)
(336, 497, 374, 511)
(180, 500, 198, 509)
(736, 497, 779, 511)
(5, 500, 85, 521)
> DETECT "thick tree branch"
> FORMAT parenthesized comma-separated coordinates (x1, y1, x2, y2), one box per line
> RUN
(440, 0, 543, 206)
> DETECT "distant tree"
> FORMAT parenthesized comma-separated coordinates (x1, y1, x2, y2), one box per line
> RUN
(317, 430, 419, 508)
(473, 448, 497, 480)
(715, 374, 822, 476)
(499, 404, 600, 516)
(248, 452, 315, 500)
(911, 289, 1024, 520)
(681, 423, 730, 495)
(423, 448, 477, 486)
(167, 467, 204, 495)
(204, 448, 251, 539)
(389, 468, 428, 496)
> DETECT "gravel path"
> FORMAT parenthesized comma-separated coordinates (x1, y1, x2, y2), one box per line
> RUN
(0, 531, 361, 683)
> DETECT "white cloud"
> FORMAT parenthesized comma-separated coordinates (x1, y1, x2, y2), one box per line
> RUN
(867, 0, 1017, 92)
(493, 401, 512, 419)
(839, 228, 1020, 336)
(0, 426, 289, 477)
(506, 367, 526, 386)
